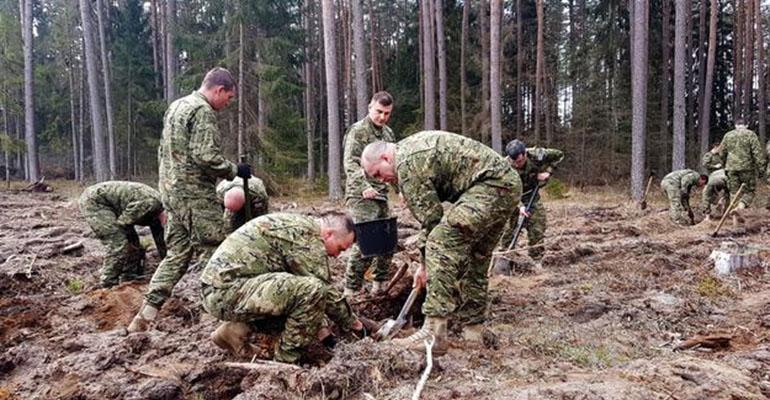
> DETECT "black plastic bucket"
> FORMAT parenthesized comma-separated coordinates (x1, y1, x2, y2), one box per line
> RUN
(354, 217, 398, 257)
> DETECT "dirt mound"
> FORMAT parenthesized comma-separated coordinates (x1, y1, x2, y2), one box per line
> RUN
(86, 283, 145, 331)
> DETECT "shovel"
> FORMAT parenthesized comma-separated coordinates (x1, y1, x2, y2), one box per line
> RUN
(376, 286, 421, 340)
(640, 175, 654, 210)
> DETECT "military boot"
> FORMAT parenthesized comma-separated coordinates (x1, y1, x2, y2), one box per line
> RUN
(127, 302, 158, 333)
(211, 321, 258, 357)
(392, 316, 448, 355)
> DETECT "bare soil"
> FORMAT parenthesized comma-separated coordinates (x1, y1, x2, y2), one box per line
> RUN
(0, 187, 769, 399)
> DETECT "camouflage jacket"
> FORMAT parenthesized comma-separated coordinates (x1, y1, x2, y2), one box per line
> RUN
(81, 181, 163, 226)
(718, 127, 766, 174)
(662, 169, 700, 198)
(200, 213, 355, 326)
(158, 91, 237, 212)
(396, 131, 521, 243)
(343, 117, 395, 200)
(515, 147, 564, 204)
(708, 169, 727, 188)
(701, 151, 724, 174)
(216, 176, 270, 232)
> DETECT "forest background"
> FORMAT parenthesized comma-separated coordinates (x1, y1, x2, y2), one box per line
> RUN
(0, 0, 763, 199)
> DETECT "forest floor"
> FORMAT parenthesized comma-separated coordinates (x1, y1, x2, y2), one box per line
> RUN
(1, 180, 769, 400)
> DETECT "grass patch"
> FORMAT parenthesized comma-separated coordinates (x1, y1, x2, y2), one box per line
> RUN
(544, 177, 569, 200)
(695, 275, 731, 298)
(66, 278, 84, 295)
(521, 335, 616, 369)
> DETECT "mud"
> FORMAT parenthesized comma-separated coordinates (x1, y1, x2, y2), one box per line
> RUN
(1, 188, 769, 399)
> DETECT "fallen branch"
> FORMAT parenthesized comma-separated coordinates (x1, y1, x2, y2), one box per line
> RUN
(384, 261, 410, 294)
(60, 241, 84, 254)
(26, 253, 38, 279)
(223, 360, 303, 372)
(674, 334, 732, 351)
(411, 336, 435, 400)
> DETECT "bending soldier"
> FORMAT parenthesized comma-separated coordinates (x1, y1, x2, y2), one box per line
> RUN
(661, 169, 707, 225)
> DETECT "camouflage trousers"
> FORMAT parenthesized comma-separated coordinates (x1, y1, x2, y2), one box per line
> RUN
(344, 197, 392, 290)
(145, 201, 227, 307)
(423, 182, 517, 325)
(81, 205, 145, 287)
(201, 272, 327, 363)
(661, 182, 691, 225)
(726, 170, 756, 208)
(700, 171, 728, 215)
(496, 198, 547, 260)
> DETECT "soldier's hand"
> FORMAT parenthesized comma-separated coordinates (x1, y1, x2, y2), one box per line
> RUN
(362, 188, 378, 199)
(537, 172, 551, 182)
(236, 163, 252, 179)
(519, 206, 531, 218)
(413, 265, 428, 289)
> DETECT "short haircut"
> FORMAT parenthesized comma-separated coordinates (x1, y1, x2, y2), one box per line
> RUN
(202, 67, 236, 91)
(361, 141, 390, 164)
(371, 91, 394, 107)
(320, 211, 356, 240)
(735, 116, 746, 126)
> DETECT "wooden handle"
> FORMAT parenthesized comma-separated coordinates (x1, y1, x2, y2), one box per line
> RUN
(712, 183, 745, 237)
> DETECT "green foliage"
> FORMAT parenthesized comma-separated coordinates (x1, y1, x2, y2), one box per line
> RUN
(66, 278, 83, 295)
(544, 177, 569, 199)
(695, 275, 731, 298)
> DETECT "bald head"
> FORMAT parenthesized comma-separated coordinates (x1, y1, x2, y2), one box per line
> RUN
(361, 141, 398, 184)
(223, 187, 246, 212)
(318, 211, 356, 257)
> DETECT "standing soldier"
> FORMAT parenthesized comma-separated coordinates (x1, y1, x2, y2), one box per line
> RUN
(700, 141, 727, 220)
(661, 169, 708, 225)
(200, 212, 365, 364)
(701, 142, 723, 174)
(718, 118, 766, 210)
(216, 175, 269, 232)
(128, 67, 252, 333)
(496, 139, 564, 272)
(361, 131, 521, 354)
(342, 91, 396, 297)
(79, 181, 166, 288)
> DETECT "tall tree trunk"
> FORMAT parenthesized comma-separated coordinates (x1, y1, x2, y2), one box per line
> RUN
(165, 0, 177, 102)
(127, 64, 133, 178)
(743, 0, 754, 120)
(160, 0, 167, 95)
(343, 2, 355, 128)
(237, 22, 245, 158)
(418, 0, 424, 111)
(68, 68, 79, 181)
(150, 0, 161, 92)
(305, 0, 316, 181)
(321, 0, 342, 199)
(460, 0, 469, 136)
(79, 0, 108, 181)
(96, 0, 116, 178)
(490, 0, 502, 152)
(351, 0, 368, 119)
(535, 0, 545, 144)
(660, 0, 672, 172)
(480, 0, 490, 141)
(516, 0, 523, 135)
(756, 0, 766, 142)
(422, 0, 436, 129)
(79, 62, 85, 181)
(673, 0, 686, 170)
(631, 0, 649, 200)
(734, 0, 743, 117)
(435, 0, 447, 130)
(21, 0, 38, 181)
(697, 0, 707, 137)
(700, 0, 718, 155)
(3, 83, 10, 186)
(257, 47, 267, 165)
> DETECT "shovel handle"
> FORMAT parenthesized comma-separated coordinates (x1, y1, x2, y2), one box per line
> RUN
(395, 287, 421, 322)
(712, 183, 744, 236)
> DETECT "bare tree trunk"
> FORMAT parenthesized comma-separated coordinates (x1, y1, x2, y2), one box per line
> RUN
(535, 0, 544, 144)
(3, 83, 10, 186)
(237, 22, 244, 158)
(418, 0, 424, 110)
(480, 0, 490, 141)
(96, 0, 116, 178)
(68, 68, 79, 181)
(516, 0, 523, 135)
(150, 0, 161, 92)
(631, 0, 648, 200)
(343, 2, 355, 128)
(697, 0, 707, 137)
(422, 0, 436, 130)
(673, 0, 686, 170)
(79, 0, 108, 181)
(369, 1, 379, 92)
(165, 0, 177, 102)
(351, 0, 368, 119)
(756, 0, 766, 142)
(734, 0, 743, 118)
(435, 0, 447, 130)
(257, 47, 267, 165)
(460, 0, 469, 136)
(660, 0, 672, 172)
(21, 0, 39, 181)
(305, 0, 316, 181)
(79, 62, 85, 181)
(321, 0, 342, 199)
(160, 0, 167, 95)
(127, 65, 133, 177)
(743, 0, 754, 120)
(490, 0, 502, 152)
(699, 0, 718, 155)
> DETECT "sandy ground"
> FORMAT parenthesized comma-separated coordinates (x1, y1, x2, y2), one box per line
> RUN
(0, 184, 769, 399)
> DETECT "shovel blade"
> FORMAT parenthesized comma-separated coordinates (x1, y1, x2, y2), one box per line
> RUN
(376, 319, 405, 340)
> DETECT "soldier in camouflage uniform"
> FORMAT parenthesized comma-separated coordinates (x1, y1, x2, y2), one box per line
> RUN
(700, 169, 728, 218)
(216, 175, 269, 232)
(361, 131, 521, 354)
(718, 119, 766, 209)
(129, 67, 252, 333)
(661, 169, 707, 225)
(496, 139, 563, 271)
(701, 142, 723, 174)
(200, 212, 365, 364)
(342, 91, 396, 296)
(79, 181, 166, 288)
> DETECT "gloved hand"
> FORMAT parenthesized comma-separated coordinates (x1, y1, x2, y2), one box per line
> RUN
(236, 163, 252, 179)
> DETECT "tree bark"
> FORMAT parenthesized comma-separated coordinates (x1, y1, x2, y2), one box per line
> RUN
(660, 0, 672, 172)
(699, 0, 718, 155)
(68, 68, 79, 181)
(743, 0, 754, 120)
(165, 0, 177, 102)
(21, 0, 39, 181)
(150, 0, 161, 92)
(756, 0, 766, 142)
(305, 0, 316, 181)
(237, 22, 244, 158)
(79, 61, 85, 181)
(79, 0, 108, 181)
(673, 0, 686, 170)
(435, 0, 447, 130)
(96, 0, 116, 178)
(734, 0, 743, 117)
(697, 0, 707, 137)
(631, 0, 648, 200)
(516, 0, 523, 135)
(460, 0, 469, 136)
(321, 0, 342, 199)
(422, 0, 436, 129)
(490, 0, 502, 152)
(351, 0, 368, 119)
(480, 0, 490, 141)
(535, 0, 545, 144)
